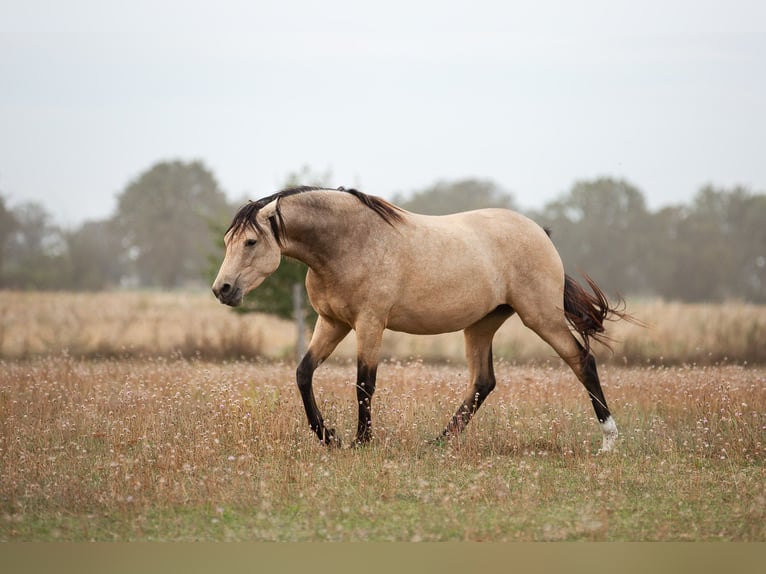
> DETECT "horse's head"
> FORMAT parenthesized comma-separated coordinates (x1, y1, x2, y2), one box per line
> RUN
(212, 199, 282, 307)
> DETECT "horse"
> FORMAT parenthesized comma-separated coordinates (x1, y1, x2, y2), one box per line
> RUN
(212, 186, 629, 452)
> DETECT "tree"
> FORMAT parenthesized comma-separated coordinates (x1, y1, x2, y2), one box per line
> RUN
(1, 201, 69, 289)
(738, 193, 766, 302)
(663, 185, 766, 302)
(64, 220, 125, 290)
(535, 178, 652, 296)
(114, 160, 230, 288)
(0, 195, 18, 285)
(393, 178, 516, 215)
(642, 204, 689, 300)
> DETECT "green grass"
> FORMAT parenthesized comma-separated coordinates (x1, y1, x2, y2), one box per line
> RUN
(1, 357, 764, 541)
(5, 448, 763, 541)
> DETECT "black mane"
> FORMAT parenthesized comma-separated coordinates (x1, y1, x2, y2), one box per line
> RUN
(226, 186, 404, 246)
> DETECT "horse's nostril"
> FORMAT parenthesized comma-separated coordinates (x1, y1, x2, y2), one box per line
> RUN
(220, 283, 232, 295)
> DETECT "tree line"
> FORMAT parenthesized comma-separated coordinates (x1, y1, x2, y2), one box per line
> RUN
(1, 160, 764, 305)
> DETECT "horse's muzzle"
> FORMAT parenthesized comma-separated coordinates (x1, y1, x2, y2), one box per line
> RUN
(212, 281, 242, 307)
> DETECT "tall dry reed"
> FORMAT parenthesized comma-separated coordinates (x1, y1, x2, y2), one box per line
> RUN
(2, 290, 765, 364)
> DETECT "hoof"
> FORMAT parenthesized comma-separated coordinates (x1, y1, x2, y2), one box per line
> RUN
(598, 416, 618, 453)
(322, 429, 342, 448)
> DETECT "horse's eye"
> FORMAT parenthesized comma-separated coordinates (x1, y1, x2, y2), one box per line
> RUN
(244, 238, 257, 247)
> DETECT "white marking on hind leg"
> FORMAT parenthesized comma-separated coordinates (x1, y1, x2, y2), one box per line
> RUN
(599, 416, 618, 453)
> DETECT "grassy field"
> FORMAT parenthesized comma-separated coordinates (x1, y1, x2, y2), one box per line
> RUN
(0, 290, 765, 541)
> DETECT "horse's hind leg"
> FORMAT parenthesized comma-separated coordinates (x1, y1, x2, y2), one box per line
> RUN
(580, 349, 618, 452)
(527, 316, 618, 452)
(442, 305, 514, 438)
(353, 317, 385, 445)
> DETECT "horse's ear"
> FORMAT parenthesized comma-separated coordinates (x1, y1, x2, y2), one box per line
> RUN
(257, 198, 279, 221)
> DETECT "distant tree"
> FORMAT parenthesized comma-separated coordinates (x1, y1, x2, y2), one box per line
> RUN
(0, 195, 18, 284)
(535, 178, 651, 295)
(737, 192, 766, 302)
(114, 160, 230, 288)
(64, 220, 125, 290)
(533, 180, 766, 302)
(664, 185, 766, 302)
(1, 201, 68, 289)
(642, 204, 689, 300)
(393, 178, 516, 215)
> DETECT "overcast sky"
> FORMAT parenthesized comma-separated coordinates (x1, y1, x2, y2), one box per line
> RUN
(1, 0, 764, 226)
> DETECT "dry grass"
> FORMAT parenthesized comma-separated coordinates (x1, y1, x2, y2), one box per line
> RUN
(0, 291, 293, 360)
(2, 290, 766, 364)
(1, 290, 764, 540)
(1, 356, 764, 541)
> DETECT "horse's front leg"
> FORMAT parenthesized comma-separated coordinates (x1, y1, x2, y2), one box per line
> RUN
(296, 316, 350, 446)
(354, 320, 385, 445)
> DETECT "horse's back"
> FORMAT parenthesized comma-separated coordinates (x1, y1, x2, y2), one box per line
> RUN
(409, 207, 547, 241)
(404, 208, 560, 275)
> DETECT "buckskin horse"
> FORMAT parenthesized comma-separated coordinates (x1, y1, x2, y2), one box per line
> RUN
(212, 186, 629, 452)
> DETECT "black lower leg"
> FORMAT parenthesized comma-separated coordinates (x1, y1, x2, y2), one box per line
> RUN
(581, 351, 611, 423)
(443, 349, 496, 437)
(297, 353, 339, 445)
(355, 361, 377, 444)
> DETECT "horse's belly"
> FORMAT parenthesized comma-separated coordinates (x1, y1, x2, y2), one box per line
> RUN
(384, 262, 506, 334)
(385, 303, 493, 335)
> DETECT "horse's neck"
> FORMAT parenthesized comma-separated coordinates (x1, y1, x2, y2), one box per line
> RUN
(279, 195, 375, 271)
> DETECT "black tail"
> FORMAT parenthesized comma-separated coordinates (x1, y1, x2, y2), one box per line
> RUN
(563, 273, 631, 353)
